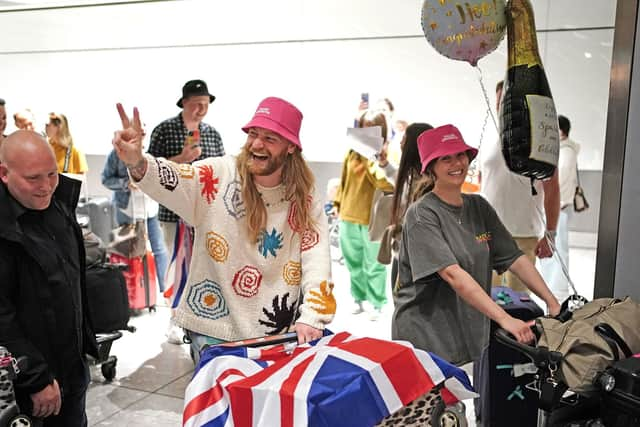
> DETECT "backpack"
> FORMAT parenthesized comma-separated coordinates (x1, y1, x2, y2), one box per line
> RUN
(536, 297, 640, 395)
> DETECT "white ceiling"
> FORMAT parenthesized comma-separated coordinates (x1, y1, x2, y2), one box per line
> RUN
(0, 0, 617, 29)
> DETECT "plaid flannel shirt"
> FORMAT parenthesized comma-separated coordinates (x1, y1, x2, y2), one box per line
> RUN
(147, 114, 225, 222)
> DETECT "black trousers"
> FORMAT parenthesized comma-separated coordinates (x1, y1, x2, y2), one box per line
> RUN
(18, 358, 90, 427)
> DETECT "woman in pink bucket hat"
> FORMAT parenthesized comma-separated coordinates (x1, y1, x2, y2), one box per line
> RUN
(391, 124, 560, 366)
(112, 97, 335, 365)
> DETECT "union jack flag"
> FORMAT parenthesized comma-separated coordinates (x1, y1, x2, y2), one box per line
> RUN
(183, 332, 476, 427)
(163, 220, 193, 308)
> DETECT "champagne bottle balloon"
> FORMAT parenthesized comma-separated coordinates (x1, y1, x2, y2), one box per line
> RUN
(500, 0, 559, 180)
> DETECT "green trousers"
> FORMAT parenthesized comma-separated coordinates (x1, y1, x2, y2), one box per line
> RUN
(339, 220, 387, 309)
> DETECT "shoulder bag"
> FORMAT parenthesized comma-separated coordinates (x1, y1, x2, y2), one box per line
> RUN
(573, 164, 589, 212)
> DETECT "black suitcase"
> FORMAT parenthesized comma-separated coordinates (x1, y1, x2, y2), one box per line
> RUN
(86, 263, 130, 333)
(77, 196, 115, 245)
(600, 356, 640, 427)
(474, 286, 544, 427)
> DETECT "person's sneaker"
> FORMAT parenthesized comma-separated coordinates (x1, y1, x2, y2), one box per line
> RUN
(352, 301, 365, 315)
(166, 321, 184, 345)
(369, 307, 383, 321)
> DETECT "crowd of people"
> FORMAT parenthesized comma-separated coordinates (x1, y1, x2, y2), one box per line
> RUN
(0, 79, 580, 425)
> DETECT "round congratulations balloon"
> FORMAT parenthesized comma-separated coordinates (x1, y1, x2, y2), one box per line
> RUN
(421, 0, 507, 66)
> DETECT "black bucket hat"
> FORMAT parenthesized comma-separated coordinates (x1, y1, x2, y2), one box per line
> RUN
(177, 79, 215, 108)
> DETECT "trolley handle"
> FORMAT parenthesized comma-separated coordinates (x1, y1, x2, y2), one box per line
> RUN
(218, 332, 299, 348)
(494, 328, 562, 369)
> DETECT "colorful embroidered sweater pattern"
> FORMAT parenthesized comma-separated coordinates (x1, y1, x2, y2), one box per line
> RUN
(136, 154, 335, 341)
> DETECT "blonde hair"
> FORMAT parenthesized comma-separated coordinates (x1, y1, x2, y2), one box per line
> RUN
(48, 113, 73, 148)
(236, 147, 317, 242)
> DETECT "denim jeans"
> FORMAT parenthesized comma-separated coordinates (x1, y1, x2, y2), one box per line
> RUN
(116, 211, 168, 293)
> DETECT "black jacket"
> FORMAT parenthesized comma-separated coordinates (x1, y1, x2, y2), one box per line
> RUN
(0, 175, 98, 396)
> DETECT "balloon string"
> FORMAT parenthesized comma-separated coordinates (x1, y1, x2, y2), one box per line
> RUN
(468, 65, 500, 183)
(476, 65, 499, 134)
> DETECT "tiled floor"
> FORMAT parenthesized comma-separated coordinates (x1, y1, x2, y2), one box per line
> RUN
(85, 232, 597, 426)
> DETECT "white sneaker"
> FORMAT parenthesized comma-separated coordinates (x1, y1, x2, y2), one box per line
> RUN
(352, 301, 365, 315)
(369, 307, 382, 321)
(166, 321, 184, 345)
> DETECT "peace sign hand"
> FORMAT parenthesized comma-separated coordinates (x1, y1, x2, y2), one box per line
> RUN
(113, 103, 147, 179)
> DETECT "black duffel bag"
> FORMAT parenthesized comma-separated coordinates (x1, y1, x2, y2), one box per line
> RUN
(86, 263, 130, 333)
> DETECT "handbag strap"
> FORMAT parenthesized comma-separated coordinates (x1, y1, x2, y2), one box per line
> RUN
(594, 323, 633, 360)
(63, 143, 72, 173)
(575, 161, 581, 187)
(128, 188, 148, 221)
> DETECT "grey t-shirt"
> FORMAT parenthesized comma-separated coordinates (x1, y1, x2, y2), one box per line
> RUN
(392, 192, 523, 365)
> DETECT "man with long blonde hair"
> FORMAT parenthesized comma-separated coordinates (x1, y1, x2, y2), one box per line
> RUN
(112, 97, 335, 364)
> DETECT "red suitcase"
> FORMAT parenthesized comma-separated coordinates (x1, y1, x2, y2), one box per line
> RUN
(109, 252, 157, 312)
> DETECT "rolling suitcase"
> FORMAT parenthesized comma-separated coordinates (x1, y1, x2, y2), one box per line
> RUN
(77, 196, 116, 244)
(474, 286, 544, 427)
(109, 252, 157, 312)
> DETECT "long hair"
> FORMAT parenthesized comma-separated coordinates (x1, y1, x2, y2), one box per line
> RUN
(412, 151, 475, 205)
(237, 148, 316, 242)
(390, 123, 433, 227)
(49, 112, 73, 148)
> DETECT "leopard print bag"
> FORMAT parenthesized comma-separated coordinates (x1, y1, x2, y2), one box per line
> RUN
(376, 386, 466, 426)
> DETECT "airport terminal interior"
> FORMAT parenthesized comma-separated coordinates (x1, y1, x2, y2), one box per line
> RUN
(2, 0, 639, 426)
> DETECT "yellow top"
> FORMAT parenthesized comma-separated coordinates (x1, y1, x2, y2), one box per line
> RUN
(50, 142, 88, 174)
(334, 150, 394, 225)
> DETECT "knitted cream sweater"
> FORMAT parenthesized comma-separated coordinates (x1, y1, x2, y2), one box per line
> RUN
(137, 154, 335, 341)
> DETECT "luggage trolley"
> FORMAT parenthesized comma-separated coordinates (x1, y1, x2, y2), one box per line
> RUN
(0, 347, 32, 427)
(85, 262, 136, 382)
(493, 293, 640, 427)
(192, 332, 469, 427)
(495, 327, 639, 427)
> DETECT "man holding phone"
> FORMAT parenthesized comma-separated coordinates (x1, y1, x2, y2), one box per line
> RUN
(148, 79, 225, 343)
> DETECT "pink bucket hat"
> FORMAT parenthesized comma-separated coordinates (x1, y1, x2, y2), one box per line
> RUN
(242, 97, 303, 150)
(417, 124, 478, 173)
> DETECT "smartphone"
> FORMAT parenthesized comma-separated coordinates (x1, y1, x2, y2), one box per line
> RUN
(361, 92, 369, 104)
(186, 130, 200, 147)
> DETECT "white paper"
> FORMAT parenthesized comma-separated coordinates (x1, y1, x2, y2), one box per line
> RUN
(346, 126, 384, 159)
(526, 94, 559, 166)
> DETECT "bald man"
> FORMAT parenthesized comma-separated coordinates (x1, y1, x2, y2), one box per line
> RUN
(0, 131, 98, 426)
